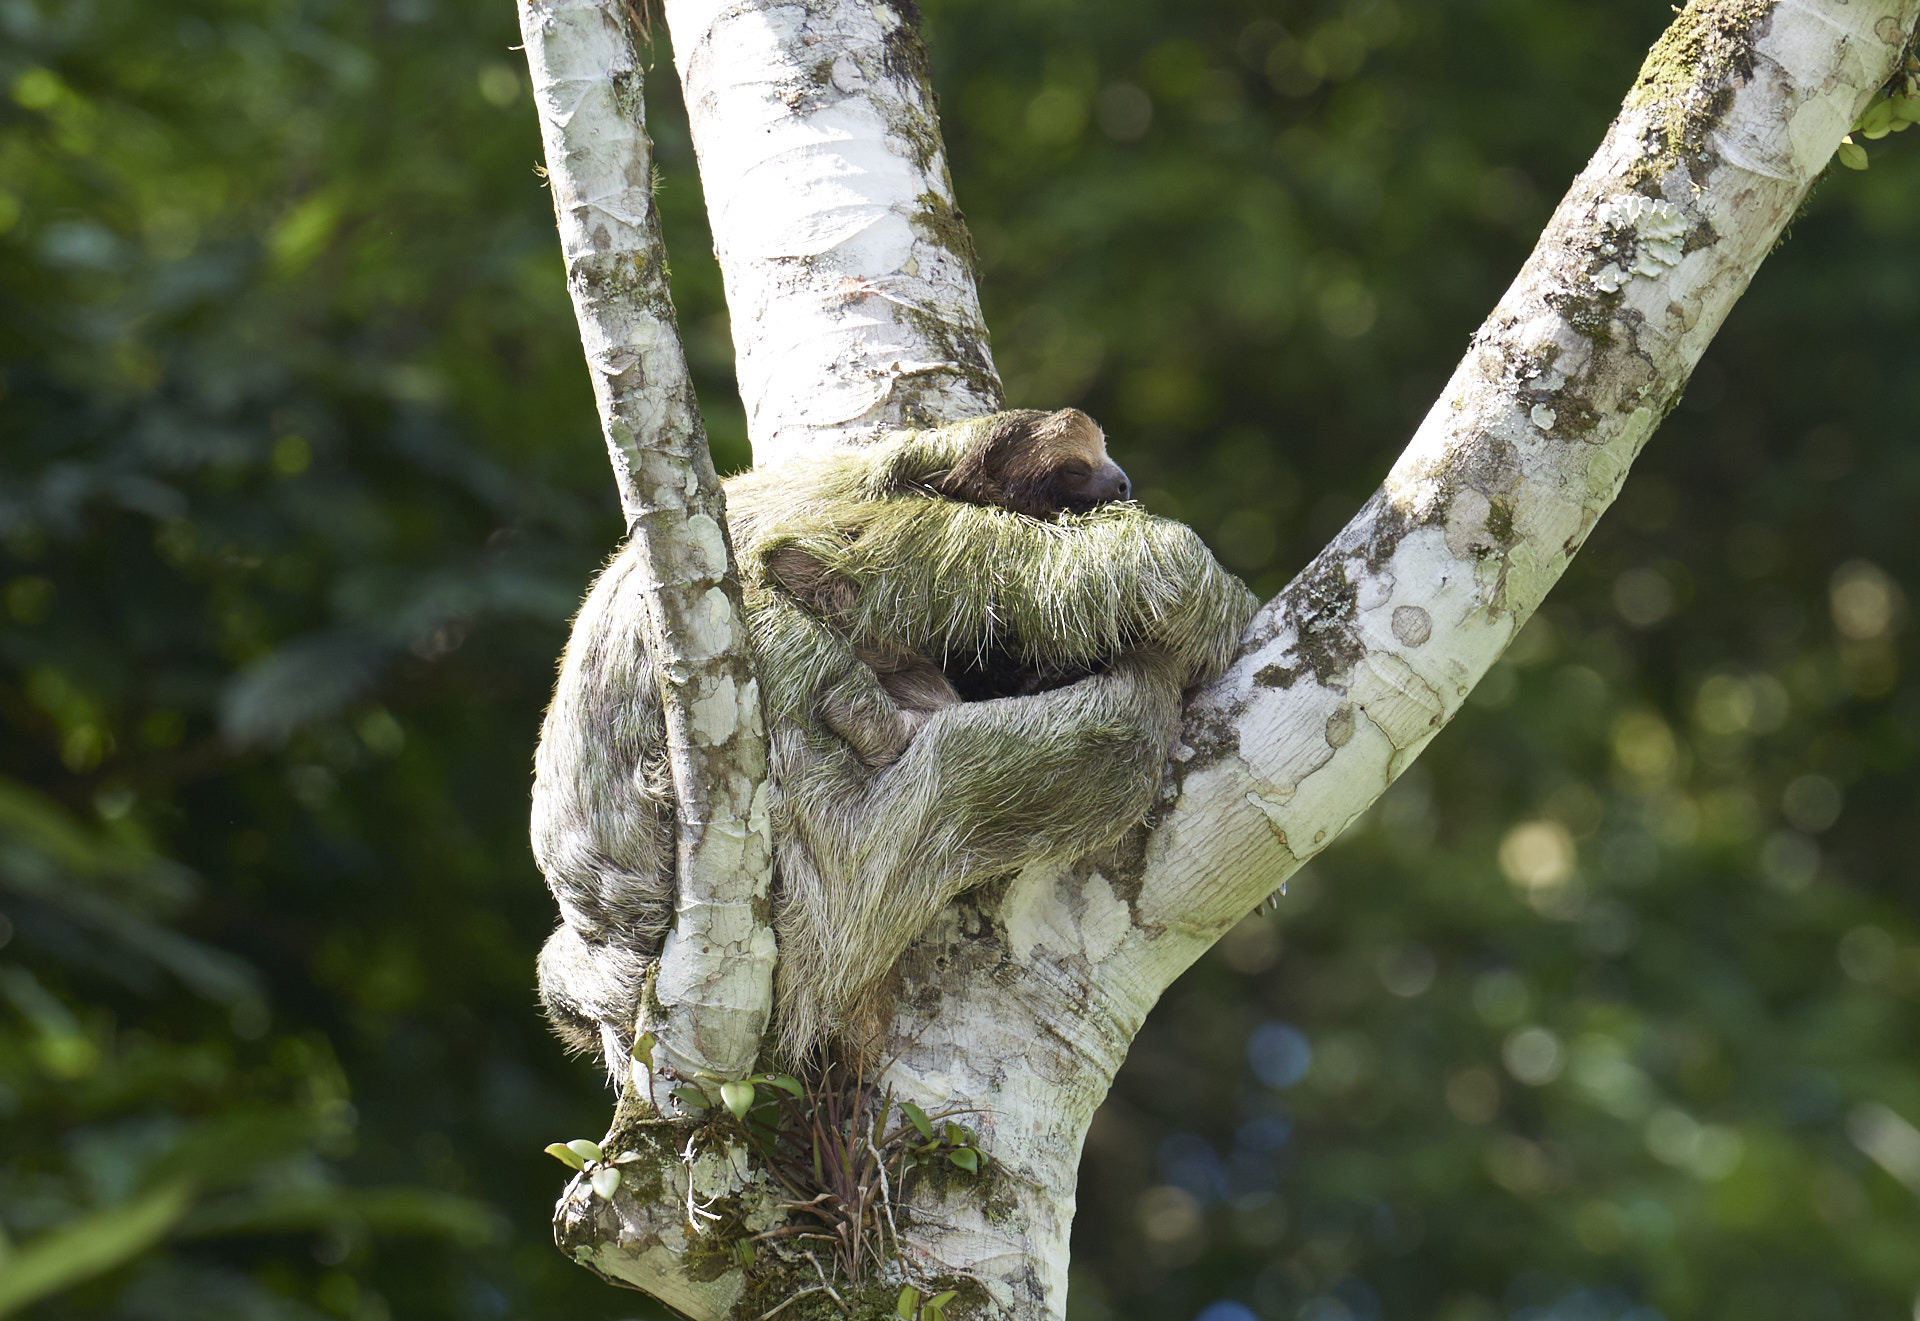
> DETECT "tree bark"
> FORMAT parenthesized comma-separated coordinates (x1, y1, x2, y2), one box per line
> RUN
(550, 0, 1920, 1316)
(664, 0, 1005, 465)
(520, 0, 775, 1087)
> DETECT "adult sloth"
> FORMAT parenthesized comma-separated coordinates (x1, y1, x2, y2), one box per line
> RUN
(533, 410, 1257, 1069)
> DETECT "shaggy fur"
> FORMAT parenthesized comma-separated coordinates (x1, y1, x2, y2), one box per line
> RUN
(769, 409, 1133, 708)
(532, 411, 1258, 1067)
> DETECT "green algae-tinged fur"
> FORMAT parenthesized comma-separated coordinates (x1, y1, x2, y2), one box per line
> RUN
(536, 409, 1255, 1066)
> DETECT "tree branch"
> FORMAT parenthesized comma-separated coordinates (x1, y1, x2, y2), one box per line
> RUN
(881, 3, 1920, 1312)
(553, 1, 1920, 1316)
(1125, 0, 1920, 947)
(663, 0, 1005, 463)
(520, 0, 774, 1084)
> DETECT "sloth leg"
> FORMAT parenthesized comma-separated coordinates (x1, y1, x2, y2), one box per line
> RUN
(815, 661, 930, 768)
(821, 640, 960, 766)
(773, 649, 1185, 1058)
(530, 544, 678, 1078)
(537, 923, 655, 1082)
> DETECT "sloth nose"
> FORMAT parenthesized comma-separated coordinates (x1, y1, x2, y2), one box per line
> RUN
(1086, 461, 1131, 505)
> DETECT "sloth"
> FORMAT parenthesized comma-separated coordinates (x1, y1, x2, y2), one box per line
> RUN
(764, 407, 1136, 758)
(532, 409, 1258, 1069)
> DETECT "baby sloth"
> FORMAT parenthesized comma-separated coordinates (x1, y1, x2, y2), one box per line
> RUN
(533, 409, 1258, 1068)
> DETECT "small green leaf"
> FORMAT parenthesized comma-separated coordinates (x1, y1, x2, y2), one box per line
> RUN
(897, 1284, 921, 1318)
(948, 1147, 979, 1173)
(901, 1101, 933, 1139)
(590, 1166, 623, 1199)
(567, 1139, 605, 1165)
(765, 1073, 804, 1097)
(945, 1121, 964, 1146)
(721, 1080, 756, 1120)
(1894, 95, 1920, 122)
(544, 1142, 586, 1171)
(1837, 140, 1869, 170)
(671, 1084, 710, 1111)
(610, 1150, 643, 1165)
(737, 1239, 756, 1268)
(928, 1293, 958, 1310)
(1860, 99, 1896, 136)
(631, 1032, 656, 1070)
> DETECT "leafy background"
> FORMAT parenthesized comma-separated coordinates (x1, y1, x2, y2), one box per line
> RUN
(3, 1, 1918, 1319)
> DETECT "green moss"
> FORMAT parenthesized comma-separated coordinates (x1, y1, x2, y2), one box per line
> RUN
(1557, 395, 1603, 441)
(910, 190, 982, 281)
(598, 1107, 679, 1203)
(1484, 497, 1517, 548)
(738, 1273, 912, 1321)
(888, 97, 947, 177)
(1623, 0, 1772, 182)
(680, 1226, 743, 1285)
(921, 1275, 994, 1318)
(610, 66, 645, 125)
(876, 1, 937, 129)
(1254, 662, 1302, 689)
(876, 1, 932, 78)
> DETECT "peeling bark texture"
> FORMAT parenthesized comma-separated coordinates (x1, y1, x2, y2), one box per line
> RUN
(520, 0, 775, 1083)
(663, 0, 1005, 464)
(551, 2, 1920, 1317)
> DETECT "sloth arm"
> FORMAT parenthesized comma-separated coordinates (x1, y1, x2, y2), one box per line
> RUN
(772, 649, 1188, 1056)
(781, 499, 1259, 686)
(866, 648, 1187, 873)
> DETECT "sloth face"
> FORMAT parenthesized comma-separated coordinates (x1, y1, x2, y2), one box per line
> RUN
(937, 408, 1132, 519)
(1034, 451, 1132, 514)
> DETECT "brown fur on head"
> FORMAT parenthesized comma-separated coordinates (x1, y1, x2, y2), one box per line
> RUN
(930, 408, 1131, 518)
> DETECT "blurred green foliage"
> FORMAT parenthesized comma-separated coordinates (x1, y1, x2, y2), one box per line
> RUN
(1, 0, 1917, 1320)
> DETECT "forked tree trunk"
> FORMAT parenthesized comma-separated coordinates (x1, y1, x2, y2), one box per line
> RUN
(520, 0, 776, 1087)
(523, 1, 1920, 1316)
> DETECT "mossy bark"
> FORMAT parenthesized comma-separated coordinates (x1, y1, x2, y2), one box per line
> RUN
(520, 0, 775, 1086)
(663, 0, 1005, 465)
